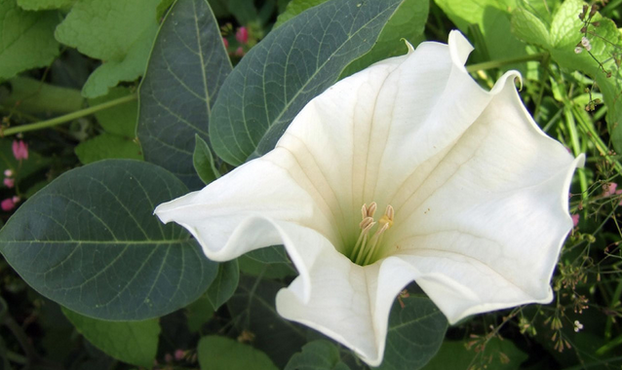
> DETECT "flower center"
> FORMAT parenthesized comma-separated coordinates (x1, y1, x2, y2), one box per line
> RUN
(349, 202, 394, 266)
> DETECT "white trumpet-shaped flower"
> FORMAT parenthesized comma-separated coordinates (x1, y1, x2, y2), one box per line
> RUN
(155, 31, 583, 366)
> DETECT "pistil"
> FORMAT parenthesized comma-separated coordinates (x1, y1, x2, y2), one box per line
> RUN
(351, 202, 395, 265)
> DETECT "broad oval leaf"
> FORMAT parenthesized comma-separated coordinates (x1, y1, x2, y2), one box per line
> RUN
(284, 341, 351, 370)
(198, 335, 278, 370)
(209, 0, 406, 165)
(0, 159, 217, 320)
(379, 295, 447, 370)
(138, 0, 232, 190)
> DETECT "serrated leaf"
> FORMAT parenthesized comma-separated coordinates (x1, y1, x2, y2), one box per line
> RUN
(421, 337, 528, 370)
(340, 0, 428, 79)
(75, 133, 143, 164)
(209, 0, 407, 165)
(0, 77, 84, 115)
(138, 0, 232, 190)
(285, 341, 351, 370)
(63, 307, 160, 369)
(17, 0, 73, 10)
(228, 277, 308, 368)
(206, 260, 239, 310)
(273, 0, 327, 29)
(54, 0, 161, 98)
(0, 1, 60, 79)
(197, 336, 278, 370)
(378, 296, 447, 370)
(0, 159, 217, 320)
(193, 135, 220, 185)
(434, 0, 527, 66)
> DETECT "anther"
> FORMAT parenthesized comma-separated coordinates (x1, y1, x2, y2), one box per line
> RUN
(366, 202, 377, 218)
(359, 217, 375, 231)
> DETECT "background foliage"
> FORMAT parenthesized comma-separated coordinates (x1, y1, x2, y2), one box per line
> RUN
(0, 0, 621, 369)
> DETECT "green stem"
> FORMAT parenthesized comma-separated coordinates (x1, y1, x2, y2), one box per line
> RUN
(466, 52, 548, 73)
(6, 350, 28, 365)
(1, 94, 137, 137)
(564, 108, 588, 207)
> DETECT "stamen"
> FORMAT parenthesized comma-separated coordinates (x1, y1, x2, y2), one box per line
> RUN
(351, 202, 395, 265)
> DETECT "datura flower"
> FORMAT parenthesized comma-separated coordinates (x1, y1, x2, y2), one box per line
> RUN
(155, 31, 583, 366)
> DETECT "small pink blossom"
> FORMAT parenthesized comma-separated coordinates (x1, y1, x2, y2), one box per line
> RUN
(4, 169, 13, 177)
(4, 178, 14, 188)
(571, 214, 580, 227)
(164, 353, 173, 363)
(12, 140, 28, 160)
(12, 196, 20, 203)
(236, 26, 248, 44)
(235, 46, 245, 57)
(603, 183, 618, 197)
(1, 198, 15, 211)
(222, 37, 229, 49)
(174, 349, 185, 361)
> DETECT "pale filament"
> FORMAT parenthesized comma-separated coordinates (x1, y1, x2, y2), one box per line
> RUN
(351, 202, 395, 265)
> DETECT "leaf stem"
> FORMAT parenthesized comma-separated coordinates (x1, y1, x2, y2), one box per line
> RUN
(466, 52, 548, 73)
(1, 94, 137, 137)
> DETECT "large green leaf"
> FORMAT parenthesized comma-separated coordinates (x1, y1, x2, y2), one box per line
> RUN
(209, 0, 407, 165)
(378, 295, 447, 370)
(205, 260, 239, 310)
(273, 0, 327, 28)
(284, 341, 351, 370)
(17, 0, 72, 10)
(339, 0, 428, 79)
(54, 0, 161, 98)
(0, 1, 60, 79)
(138, 0, 232, 190)
(0, 159, 217, 320)
(75, 133, 143, 164)
(63, 308, 160, 369)
(197, 335, 278, 370)
(434, 0, 527, 67)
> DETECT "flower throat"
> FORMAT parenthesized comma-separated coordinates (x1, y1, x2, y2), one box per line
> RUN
(350, 202, 394, 266)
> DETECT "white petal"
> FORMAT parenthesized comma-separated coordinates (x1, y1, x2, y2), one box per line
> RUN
(382, 74, 583, 323)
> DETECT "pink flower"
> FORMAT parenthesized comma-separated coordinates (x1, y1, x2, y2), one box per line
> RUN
(4, 169, 13, 177)
(235, 46, 245, 57)
(1, 198, 15, 211)
(571, 214, 580, 227)
(222, 37, 229, 49)
(603, 183, 618, 197)
(174, 349, 185, 361)
(12, 196, 20, 203)
(235, 26, 248, 44)
(4, 178, 14, 188)
(12, 140, 28, 160)
(164, 353, 173, 363)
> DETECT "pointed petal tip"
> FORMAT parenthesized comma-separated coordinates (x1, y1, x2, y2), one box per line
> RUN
(448, 30, 474, 68)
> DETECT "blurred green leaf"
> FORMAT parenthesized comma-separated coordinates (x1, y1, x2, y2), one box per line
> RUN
(186, 295, 214, 332)
(0, 77, 84, 115)
(0, 159, 217, 320)
(284, 341, 351, 370)
(63, 307, 160, 369)
(88, 87, 138, 138)
(206, 261, 239, 310)
(273, 0, 327, 28)
(0, 1, 60, 79)
(511, 0, 622, 152)
(17, 0, 73, 10)
(209, 0, 408, 165)
(193, 135, 220, 185)
(434, 0, 527, 67)
(75, 133, 143, 164)
(138, 0, 231, 190)
(197, 335, 278, 370)
(421, 337, 527, 370)
(340, 0, 429, 79)
(54, 0, 161, 98)
(378, 295, 447, 370)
